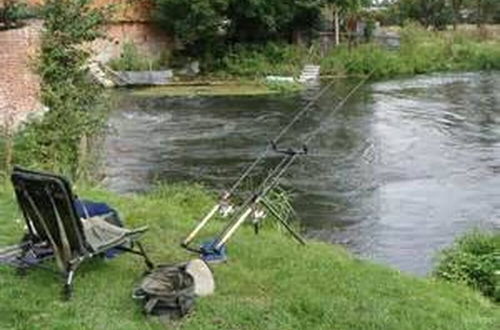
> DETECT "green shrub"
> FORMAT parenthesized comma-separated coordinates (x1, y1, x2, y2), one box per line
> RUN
(264, 80, 303, 93)
(320, 23, 500, 79)
(208, 42, 319, 78)
(14, 0, 108, 179)
(108, 42, 170, 71)
(0, 0, 33, 30)
(434, 230, 500, 302)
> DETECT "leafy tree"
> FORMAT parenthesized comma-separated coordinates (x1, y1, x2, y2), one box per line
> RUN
(17, 0, 107, 177)
(152, 0, 228, 57)
(391, 0, 452, 29)
(472, 0, 499, 27)
(152, 0, 327, 54)
(226, 0, 324, 43)
(450, 0, 464, 30)
(324, 0, 371, 45)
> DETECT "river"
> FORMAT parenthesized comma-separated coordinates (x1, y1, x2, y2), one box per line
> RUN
(104, 71, 500, 275)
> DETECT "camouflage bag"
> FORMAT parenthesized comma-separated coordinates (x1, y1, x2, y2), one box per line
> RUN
(133, 263, 196, 318)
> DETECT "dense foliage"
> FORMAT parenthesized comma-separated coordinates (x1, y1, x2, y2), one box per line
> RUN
(320, 24, 500, 78)
(434, 230, 500, 302)
(204, 24, 500, 79)
(108, 41, 170, 71)
(0, 0, 30, 29)
(152, 0, 327, 57)
(380, 0, 500, 29)
(15, 0, 107, 178)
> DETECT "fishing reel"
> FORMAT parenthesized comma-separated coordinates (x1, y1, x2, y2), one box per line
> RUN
(270, 140, 308, 156)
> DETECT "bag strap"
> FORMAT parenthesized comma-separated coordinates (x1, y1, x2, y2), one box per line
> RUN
(144, 297, 159, 314)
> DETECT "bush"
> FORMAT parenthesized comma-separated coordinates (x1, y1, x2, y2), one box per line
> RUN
(108, 41, 171, 71)
(434, 230, 500, 302)
(14, 0, 107, 179)
(152, 0, 323, 56)
(0, 0, 32, 30)
(209, 42, 319, 78)
(264, 80, 303, 93)
(320, 23, 500, 79)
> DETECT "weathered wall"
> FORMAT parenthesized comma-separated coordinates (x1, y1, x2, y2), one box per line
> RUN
(25, 0, 154, 22)
(0, 20, 42, 127)
(94, 23, 172, 63)
(0, 3, 171, 127)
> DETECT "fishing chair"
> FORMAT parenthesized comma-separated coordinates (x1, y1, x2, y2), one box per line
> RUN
(9, 166, 154, 299)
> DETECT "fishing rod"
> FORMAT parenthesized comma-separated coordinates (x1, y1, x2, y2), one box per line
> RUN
(211, 143, 307, 251)
(182, 145, 303, 255)
(226, 80, 336, 196)
(181, 81, 335, 249)
(181, 71, 374, 256)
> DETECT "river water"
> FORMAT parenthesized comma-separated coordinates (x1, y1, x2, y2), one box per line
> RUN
(104, 72, 500, 275)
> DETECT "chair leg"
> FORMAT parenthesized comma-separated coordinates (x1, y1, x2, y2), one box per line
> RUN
(135, 242, 154, 270)
(61, 262, 79, 301)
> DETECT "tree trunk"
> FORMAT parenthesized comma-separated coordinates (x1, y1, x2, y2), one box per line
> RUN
(452, 6, 458, 30)
(476, 0, 482, 28)
(334, 7, 340, 46)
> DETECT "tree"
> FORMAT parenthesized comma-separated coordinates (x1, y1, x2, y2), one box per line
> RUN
(152, 0, 228, 56)
(472, 0, 499, 27)
(324, 0, 371, 45)
(18, 0, 107, 177)
(152, 0, 326, 54)
(393, 0, 452, 29)
(450, 0, 464, 30)
(226, 0, 323, 43)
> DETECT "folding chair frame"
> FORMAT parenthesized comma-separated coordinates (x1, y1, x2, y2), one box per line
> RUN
(10, 166, 154, 299)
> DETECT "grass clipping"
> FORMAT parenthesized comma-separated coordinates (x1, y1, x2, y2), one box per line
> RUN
(0, 184, 498, 329)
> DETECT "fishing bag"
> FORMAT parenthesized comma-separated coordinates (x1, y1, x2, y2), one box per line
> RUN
(133, 263, 196, 318)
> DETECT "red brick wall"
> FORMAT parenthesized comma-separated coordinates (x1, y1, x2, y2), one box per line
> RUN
(93, 23, 173, 63)
(25, 0, 154, 22)
(0, 19, 171, 127)
(0, 20, 42, 127)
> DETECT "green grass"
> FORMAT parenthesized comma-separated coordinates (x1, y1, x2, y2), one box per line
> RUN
(210, 42, 316, 79)
(132, 82, 277, 97)
(132, 80, 302, 97)
(0, 183, 499, 329)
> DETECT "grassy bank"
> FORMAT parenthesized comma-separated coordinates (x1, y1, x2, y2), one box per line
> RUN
(132, 80, 302, 97)
(0, 183, 499, 329)
(105, 25, 500, 97)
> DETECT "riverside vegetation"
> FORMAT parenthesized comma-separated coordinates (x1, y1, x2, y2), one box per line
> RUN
(208, 24, 500, 79)
(6, 0, 107, 179)
(112, 24, 500, 97)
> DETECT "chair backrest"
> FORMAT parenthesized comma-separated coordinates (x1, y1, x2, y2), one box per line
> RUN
(11, 167, 87, 264)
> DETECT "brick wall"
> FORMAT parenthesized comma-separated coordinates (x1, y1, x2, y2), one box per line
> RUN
(0, 18, 171, 127)
(93, 23, 173, 63)
(0, 20, 42, 128)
